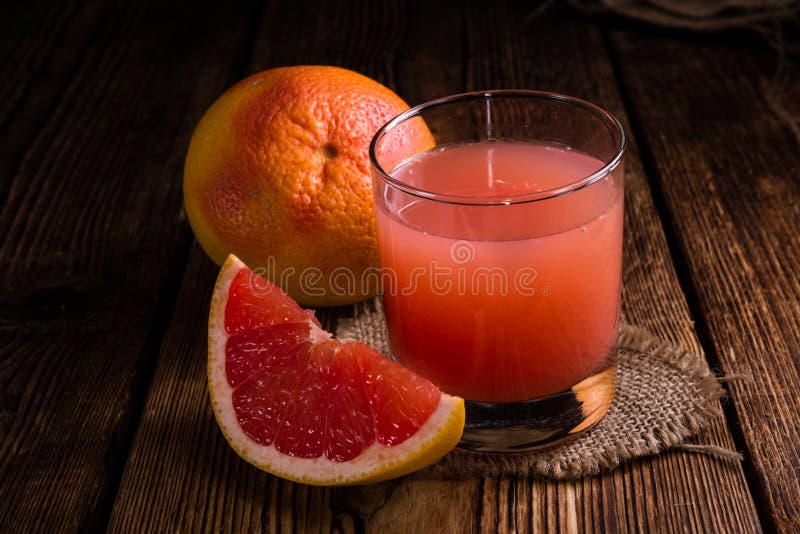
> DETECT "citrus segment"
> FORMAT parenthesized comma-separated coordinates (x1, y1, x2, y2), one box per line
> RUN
(225, 268, 318, 333)
(323, 346, 375, 462)
(208, 254, 464, 485)
(225, 323, 310, 389)
(344, 342, 441, 446)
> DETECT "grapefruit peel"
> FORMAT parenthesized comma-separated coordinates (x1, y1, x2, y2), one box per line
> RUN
(208, 254, 464, 486)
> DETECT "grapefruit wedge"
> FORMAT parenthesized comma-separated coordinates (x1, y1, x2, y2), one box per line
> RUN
(208, 254, 465, 485)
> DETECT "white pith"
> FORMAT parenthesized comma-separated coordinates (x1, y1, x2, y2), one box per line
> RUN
(208, 255, 462, 485)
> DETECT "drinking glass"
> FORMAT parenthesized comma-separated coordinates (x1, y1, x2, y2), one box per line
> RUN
(370, 91, 625, 452)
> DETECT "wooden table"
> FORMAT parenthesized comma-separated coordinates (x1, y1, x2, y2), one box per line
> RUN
(2, 1, 798, 532)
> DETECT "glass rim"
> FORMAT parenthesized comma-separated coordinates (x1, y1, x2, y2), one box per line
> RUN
(369, 90, 626, 206)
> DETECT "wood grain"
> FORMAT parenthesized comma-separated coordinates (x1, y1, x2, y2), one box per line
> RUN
(0, 0, 111, 213)
(110, 247, 335, 533)
(377, 4, 760, 531)
(608, 25, 800, 532)
(108, 1, 424, 532)
(0, 0, 259, 531)
(105, 2, 766, 534)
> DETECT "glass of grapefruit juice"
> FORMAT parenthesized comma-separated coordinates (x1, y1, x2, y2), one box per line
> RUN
(370, 91, 625, 452)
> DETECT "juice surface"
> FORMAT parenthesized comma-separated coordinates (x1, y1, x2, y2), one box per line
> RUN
(375, 141, 623, 402)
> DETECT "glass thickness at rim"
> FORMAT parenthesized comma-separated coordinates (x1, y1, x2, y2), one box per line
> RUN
(369, 90, 626, 206)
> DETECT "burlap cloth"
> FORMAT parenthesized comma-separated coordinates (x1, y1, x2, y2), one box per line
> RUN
(336, 299, 742, 479)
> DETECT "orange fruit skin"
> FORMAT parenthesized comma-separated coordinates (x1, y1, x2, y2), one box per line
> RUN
(184, 66, 432, 306)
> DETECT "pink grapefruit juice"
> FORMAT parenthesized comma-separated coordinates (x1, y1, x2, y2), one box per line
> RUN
(375, 141, 624, 403)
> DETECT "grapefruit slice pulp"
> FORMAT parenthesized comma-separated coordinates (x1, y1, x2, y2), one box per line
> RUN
(208, 255, 465, 485)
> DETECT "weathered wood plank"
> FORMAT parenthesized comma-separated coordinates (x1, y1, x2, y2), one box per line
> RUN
(0, 0, 86, 126)
(608, 23, 800, 532)
(0, 0, 111, 210)
(0, 1, 259, 531)
(107, 1, 761, 533)
(108, 1, 428, 531)
(437, 3, 759, 532)
(111, 247, 338, 533)
(331, 2, 489, 531)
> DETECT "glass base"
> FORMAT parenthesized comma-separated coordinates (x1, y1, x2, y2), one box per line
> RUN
(457, 363, 617, 453)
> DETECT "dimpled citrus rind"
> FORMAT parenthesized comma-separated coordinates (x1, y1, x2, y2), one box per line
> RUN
(185, 67, 434, 306)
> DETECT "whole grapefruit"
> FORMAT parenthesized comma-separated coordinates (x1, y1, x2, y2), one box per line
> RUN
(184, 65, 431, 306)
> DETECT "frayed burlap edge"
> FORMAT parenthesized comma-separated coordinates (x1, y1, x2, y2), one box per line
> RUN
(337, 299, 741, 480)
